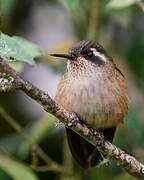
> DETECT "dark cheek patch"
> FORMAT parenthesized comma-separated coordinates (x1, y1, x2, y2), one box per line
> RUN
(89, 56, 105, 66)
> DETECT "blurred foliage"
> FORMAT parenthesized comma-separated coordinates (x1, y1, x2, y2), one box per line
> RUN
(1, 0, 16, 16)
(18, 115, 57, 158)
(60, 0, 103, 40)
(107, 0, 136, 9)
(0, 0, 144, 180)
(0, 155, 38, 180)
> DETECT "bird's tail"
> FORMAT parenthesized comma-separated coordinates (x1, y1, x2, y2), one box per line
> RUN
(66, 127, 116, 169)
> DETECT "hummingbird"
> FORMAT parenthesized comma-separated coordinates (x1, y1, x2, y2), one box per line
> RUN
(51, 40, 128, 169)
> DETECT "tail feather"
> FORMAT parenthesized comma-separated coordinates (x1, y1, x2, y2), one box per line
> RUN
(66, 127, 116, 169)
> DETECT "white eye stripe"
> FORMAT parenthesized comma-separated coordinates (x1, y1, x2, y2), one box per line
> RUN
(90, 48, 106, 62)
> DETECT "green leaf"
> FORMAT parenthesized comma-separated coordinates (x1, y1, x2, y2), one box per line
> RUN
(0, 33, 42, 64)
(0, 155, 38, 180)
(107, 0, 136, 9)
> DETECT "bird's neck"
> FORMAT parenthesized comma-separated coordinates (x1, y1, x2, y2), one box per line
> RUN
(66, 60, 113, 80)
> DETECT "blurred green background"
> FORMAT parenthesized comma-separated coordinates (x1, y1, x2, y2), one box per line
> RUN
(0, 0, 144, 179)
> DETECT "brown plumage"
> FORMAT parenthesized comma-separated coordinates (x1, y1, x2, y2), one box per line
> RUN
(51, 40, 128, 168)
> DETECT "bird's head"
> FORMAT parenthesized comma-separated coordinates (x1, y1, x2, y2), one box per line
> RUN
(51, 40, 114, 72)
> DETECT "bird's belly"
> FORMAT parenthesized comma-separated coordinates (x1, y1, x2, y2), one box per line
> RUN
(56, 76, 128, 129)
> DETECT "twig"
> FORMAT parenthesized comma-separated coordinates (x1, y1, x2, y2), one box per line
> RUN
(87, 0, 100, 40)
(0, 57, 144, 179)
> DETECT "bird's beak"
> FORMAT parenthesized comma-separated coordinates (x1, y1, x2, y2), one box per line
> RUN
(50, 53, 73, 60)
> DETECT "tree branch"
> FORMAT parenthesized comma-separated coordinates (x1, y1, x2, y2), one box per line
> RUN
(0, 57, 144, 179)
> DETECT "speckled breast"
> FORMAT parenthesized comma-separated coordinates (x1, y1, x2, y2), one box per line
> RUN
(55, 68, 128, 129)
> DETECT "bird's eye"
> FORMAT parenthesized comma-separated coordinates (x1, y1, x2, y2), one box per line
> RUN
(86, 51, 93, 58)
